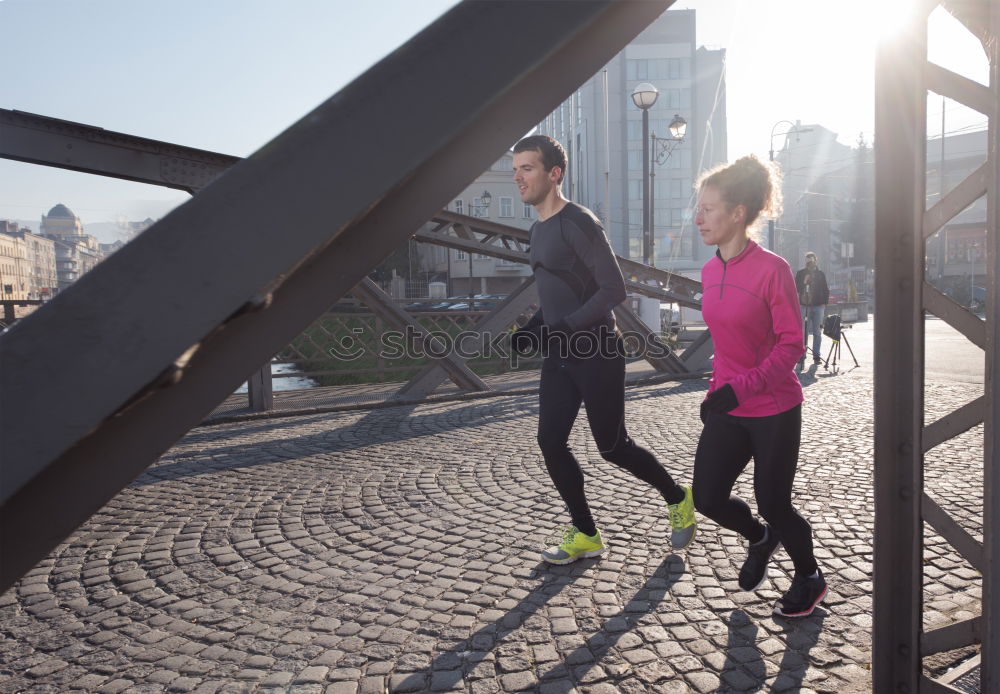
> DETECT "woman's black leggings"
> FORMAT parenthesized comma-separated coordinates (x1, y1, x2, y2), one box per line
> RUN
(693, 404, 818, 577)
(537, 350, 683, 536)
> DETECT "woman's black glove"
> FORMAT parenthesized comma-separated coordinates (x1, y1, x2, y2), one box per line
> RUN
(700, 383, 738, 422)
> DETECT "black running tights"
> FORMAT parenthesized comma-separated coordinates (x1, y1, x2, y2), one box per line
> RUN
(537, 352, 683, 536)
(693, 404, 818, 577)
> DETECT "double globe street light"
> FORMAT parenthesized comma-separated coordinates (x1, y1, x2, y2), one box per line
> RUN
(631, 82, 686, 268)
(631, 83, 686, 334)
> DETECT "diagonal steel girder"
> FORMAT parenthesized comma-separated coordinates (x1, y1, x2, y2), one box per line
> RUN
(350, 278, 489, 392)
(611, 304, 689, 374)
(420, 211, 704, 309)
(394, 278, 541, 400)
(0, 108, 239, 194)
(0, 0, 675, 591)
(0, 107, 281, 411)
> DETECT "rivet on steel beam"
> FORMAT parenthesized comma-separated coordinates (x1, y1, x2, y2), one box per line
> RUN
(899, 486, 912, 500)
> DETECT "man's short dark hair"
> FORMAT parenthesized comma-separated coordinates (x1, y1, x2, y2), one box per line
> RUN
(513, 135, 567, 184)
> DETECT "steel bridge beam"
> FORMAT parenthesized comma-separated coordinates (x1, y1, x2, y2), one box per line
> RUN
(983, 2, 1000, 688)
(875, 0, 999, 689)
(0, 0, 676, 592)
(611, 304, 689, 374)
(0, 108, 282, 411)
(351, 278, 490, 392)
(0, 108, 239, 194)
(394, 279, 540, 400)
(873, 6, 930, 691)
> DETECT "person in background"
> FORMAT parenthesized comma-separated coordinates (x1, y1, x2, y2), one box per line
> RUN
(692, 154, 826, 618)
(795, 251, 829, 366)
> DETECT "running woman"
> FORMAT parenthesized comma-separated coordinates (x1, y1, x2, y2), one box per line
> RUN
(692, 154, 827, 617)
(509, 135, 695, 565)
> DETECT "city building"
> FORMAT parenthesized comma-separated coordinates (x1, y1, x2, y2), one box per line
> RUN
(925, 128, 988, 307)
(40, 203, 84, 238)
(39, 203, 102, 291)
(794, 126, 990, 309)
(790, 136, 874, 300)
(0, 220, 57, 300)
(99, 240, 126, 256)
(0, 225, 30, 301)
(534, 8, 728, 276)
(770, 122, 854, 269)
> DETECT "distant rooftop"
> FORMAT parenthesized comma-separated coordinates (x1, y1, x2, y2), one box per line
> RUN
(45, 203, 76, 219)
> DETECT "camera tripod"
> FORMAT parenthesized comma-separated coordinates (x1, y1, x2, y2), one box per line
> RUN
(822, 324, 859, 374)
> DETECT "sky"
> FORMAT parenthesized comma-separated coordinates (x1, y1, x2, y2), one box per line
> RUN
(0, 0, 991, 238)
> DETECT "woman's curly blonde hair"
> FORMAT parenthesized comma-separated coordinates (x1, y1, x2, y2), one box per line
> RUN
(697, 154, 783, 236)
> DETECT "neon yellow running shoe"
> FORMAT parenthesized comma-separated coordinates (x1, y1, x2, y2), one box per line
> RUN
(668, 485, 697, 549)
(541, 526, 604, 565)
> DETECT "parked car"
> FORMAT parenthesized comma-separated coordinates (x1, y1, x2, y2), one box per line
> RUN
(403, 301, 436, 311)
(447, 300, 493, 311)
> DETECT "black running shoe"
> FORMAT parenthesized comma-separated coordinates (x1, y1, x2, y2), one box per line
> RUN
(738, 525, 780, 591)
(774, 569, 828, 618)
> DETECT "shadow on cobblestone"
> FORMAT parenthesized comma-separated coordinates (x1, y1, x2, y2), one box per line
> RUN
(390, 561, 585, 692)
(392, 556, 685, 692)
(621, 379, 705, 405)
(772, 611, 827, 691)
(133, 400, 536, 487)
(718, 607, 827, 692)
(535, 555, 684, 690)
(720, 609, 766, 691)
(797, 363, 847, 389)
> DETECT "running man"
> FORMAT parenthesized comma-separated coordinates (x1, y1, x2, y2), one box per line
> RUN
(509, 135, 695, 564)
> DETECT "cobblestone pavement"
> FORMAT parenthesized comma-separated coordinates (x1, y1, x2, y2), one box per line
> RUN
(0, 361, 985, 693)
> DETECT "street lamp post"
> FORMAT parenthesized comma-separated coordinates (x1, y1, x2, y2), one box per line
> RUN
(631, 83, 658, 266)
(649, 114, 688, 266)
(468, 190, 492, 301)
(769, 121, 813, 253)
